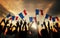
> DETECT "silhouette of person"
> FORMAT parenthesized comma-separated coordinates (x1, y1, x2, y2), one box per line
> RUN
(42, 21, 50, 38)
(12, 25, 16, 34)
(16, 21, 19, 32)
(22, 20, 27, 31)
(0, 18, 5, 24)
(54, 23, 59, 32)
(19, 20, 28, 38)
(0, 18, 6, 37)
(48, 21, 50, 32)
(19, 20, 23, 32)
(6, 23, 12, 35)
(53, 30, 59, 38)
(43, 21, 47, 30)
(3, 19, 9, 34)
(48, 21, 53, 38)
(41, 29, 49, 38)
(0, 22, 3, 36)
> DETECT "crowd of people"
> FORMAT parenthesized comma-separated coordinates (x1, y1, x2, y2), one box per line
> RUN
(0, 18, 60, 38)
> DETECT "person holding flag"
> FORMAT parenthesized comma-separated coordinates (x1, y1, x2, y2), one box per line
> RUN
(19, 20, 23, 31)
(22, 20, 27, 31)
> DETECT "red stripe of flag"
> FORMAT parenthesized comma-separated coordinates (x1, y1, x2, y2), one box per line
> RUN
(34, 17, 37, 22)
(9, 17, 12, 20)
(40, 10, 43, 15)
(49, 16, 52, 20)
(23, 9, 27, 15)
(16, 16, 18, 20)
(56, 17, 59, 21)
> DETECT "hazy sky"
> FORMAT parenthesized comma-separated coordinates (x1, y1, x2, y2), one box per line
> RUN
(0, 0, 60, 22)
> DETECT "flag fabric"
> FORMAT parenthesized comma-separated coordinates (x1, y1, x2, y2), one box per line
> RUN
(45, 14, 49, 19)
(6, 13, 11, 18)
(55, 17, 59, 21)
(52, 17, 55, 22)
(34, 17, 37, 22)
(16, 16, 18, 20)
(23, 9, 27, 15)
(9, 17, 12, 20)
(40, 10, 43, 15)
(29, 17, 33, 22)
(35, 9, 39, 15)
(49, 16, 52, 20)
(12, 16, 15, 20)
(19, 13, 24, 19)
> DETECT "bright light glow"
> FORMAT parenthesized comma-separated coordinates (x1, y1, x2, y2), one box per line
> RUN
(12, 21, 16, 26)
(31, 22, 37, 29)
(7, 24, 10, 26)
(9, 20, 12, 24)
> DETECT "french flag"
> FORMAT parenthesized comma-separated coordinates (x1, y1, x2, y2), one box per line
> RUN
(19, 9, 27, 19)
(35, 9, 43, 16)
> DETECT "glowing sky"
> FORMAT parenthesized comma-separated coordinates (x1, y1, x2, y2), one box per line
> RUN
(0, 0, 60, 23)
(0, 0, 60, 33)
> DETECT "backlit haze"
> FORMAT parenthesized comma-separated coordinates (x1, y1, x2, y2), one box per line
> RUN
(0, 0, 60, 33)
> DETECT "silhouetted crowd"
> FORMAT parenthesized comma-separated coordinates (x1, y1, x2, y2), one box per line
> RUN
(0, 18, 60, 38)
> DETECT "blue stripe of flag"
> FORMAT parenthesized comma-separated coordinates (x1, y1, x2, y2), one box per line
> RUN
(35, 9, 39, 15)
(6, 14, 11, 18)
(12, 16, 15, 20)
(52, 17, 55, 22)
(29, 17, 33, 22)
(19, 13, 24, 19)
(45, 14, 49, 19)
